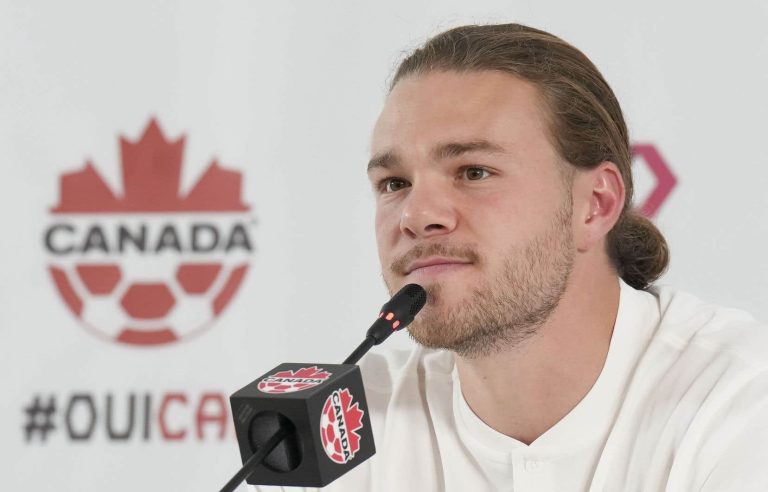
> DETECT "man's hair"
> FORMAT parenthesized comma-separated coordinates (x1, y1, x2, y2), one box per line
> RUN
(391, 23, 669, 290)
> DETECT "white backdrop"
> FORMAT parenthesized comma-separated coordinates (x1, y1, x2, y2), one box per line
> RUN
(1, 1, 767, 491)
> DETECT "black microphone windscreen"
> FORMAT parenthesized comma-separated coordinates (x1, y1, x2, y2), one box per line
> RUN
(382, 283, 427, 323)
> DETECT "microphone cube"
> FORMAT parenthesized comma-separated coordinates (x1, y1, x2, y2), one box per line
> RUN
(230, 363, 375, 487)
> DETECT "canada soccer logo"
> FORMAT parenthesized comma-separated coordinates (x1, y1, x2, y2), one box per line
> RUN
(319, 388, 365, 464)
(44, 118, 254, 346)
(258, 366, 332, 394)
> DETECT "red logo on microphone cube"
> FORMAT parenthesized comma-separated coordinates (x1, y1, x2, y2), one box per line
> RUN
(258, 366, 332, 394)
(320, 388, 365, 464)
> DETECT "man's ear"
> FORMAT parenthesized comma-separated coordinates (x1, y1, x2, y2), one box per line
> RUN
(572, 161, 625, 252)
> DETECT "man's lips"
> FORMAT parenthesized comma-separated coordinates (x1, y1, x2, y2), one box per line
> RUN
(405, 257, 473, 275)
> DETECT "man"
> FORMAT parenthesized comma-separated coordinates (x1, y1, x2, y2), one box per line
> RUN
(257, 23, 768, 491)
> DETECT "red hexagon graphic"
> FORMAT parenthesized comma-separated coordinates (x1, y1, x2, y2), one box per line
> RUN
(631, 143, 677, 218)
(76, 264, 122, 295)
(120, 283, 176, 319)
(176, 263, 222, 294)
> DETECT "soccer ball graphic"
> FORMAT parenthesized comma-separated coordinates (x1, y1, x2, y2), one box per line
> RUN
(46, 118, 253, 346)
(49, 258, 248, 345)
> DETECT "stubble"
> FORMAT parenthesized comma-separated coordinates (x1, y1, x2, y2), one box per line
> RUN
(387, 195, 575, 359)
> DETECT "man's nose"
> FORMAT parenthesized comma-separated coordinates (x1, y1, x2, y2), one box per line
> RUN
(399, 183, 458, 239)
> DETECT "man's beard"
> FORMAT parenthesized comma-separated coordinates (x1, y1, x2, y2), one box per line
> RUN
(385, 198, 574, 359)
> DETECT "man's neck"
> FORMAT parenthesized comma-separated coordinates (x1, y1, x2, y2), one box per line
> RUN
(454, 268, 621, 445)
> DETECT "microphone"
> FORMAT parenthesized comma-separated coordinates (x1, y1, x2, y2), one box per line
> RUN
(368, 283, 428, 344)
(222, 284, 427, 491)
(344, 283, 428, 365)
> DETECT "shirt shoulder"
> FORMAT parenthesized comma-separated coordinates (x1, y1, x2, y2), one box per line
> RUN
(651, 284, 768, 369)
(597, 285, 768, 489)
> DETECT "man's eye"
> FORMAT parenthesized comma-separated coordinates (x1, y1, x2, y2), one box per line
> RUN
(464, 167, 491, 180)
(382, 178, 409, 193)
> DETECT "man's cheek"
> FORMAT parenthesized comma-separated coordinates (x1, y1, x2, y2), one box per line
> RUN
(373, 229, 388, 264)
(375, 220, 399, 256)
(373, 233, 392, 276)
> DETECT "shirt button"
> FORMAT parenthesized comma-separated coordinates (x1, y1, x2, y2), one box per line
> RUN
(524, 460, 540, 471)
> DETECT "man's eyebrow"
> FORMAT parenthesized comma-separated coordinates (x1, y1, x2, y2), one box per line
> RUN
(367, 140, 505, 173)
(367, 151, 400, 172)
(432, 140, 506, 160)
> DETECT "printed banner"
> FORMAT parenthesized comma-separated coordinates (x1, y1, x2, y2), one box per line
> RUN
(1, 1, 766, 491)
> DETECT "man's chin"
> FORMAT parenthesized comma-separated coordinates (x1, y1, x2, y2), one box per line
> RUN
(406, 321, 444, 350)
(406, 302, 456, 344)
(406, 315, 470, 354)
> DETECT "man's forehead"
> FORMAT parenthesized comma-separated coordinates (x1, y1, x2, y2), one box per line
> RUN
(380, 70, 544, 117)
(369, 71, 551, 168)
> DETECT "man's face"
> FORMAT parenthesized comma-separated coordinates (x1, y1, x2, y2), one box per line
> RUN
(368, 70, 575, 357)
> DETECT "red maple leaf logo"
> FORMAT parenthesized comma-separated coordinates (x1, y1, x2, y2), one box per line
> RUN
(51, 118, 249, 213)
(272, 367, 332, 379)
(45, 117, 253, 347)
(338, 388, 365, 454)
(319, 388, 366, 463)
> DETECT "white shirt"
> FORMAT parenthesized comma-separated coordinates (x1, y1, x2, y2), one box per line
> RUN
(253, 280, 768, 491)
